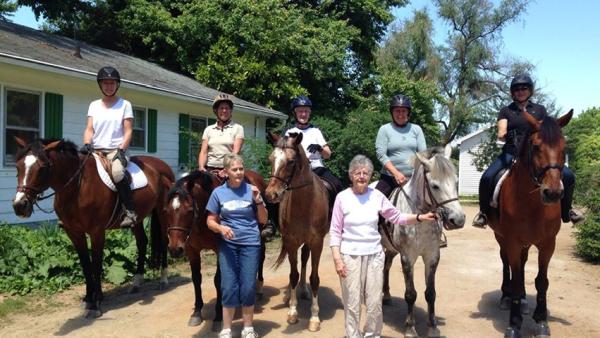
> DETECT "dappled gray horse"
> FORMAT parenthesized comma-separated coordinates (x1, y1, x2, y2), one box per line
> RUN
(380, 146, 465, 338)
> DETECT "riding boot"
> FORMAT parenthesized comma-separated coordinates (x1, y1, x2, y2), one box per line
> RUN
(261, 220, 276, 241)
(115, 180, 137, 228)
(472, 211, 488, 228)
(560, 167, 584, 225)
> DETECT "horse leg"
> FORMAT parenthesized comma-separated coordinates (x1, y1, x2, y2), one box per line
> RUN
(423, 249, 441, 338)
(382, 250, 397, 305)
(519, 247, 530, 315)
(532, 239, 556, 338)
(286, 248, 300, 325)
(401, 254, 418, 338)
(153, 209, 169, 290)
(504, 242, 527, 338)
(65, 231, 94, 311)
(300, 243, 311, 300)
(88, 231, 106, 318)
(256, 241, 266, 300)
(187, 252, 203, 327)
(308, 241, 324, 332)
(130, 224, 148, 293)
(212, 255, 224, 331)
(496, 235, 511, 310)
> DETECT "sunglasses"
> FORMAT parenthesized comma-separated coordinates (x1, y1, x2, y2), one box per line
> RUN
(513, 86, 530, 92)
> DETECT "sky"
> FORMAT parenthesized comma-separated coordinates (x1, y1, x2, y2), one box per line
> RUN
(9, 1, 599, 116)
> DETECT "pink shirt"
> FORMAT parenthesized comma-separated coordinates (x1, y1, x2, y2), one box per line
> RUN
(329, 187, 408, 255)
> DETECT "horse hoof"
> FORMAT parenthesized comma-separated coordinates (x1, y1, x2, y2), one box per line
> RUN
(404, 327, 418, 338)
(211, 320, 222, 332)
(382, 296, 392, 306)
(428, 327, 441, 337)
(80, 301, 93, 310)
(500, 296, 511, 310)
(534, 321, 551, 338)
(308, 320, 320, 332)
(520, 298, 530, 315)
(287, 314, 298, 324)
(504, 326, 521, 338)
(188, 315, 203, 327)
(85, 309, 102, 319)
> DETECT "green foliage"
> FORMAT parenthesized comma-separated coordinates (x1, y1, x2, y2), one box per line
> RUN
(469, 126, 502, 171)
(0, 222, 147, 295)
(0, 0, 17, 19)
(241, 137, 272, 178)
(574, 214, 600, 263)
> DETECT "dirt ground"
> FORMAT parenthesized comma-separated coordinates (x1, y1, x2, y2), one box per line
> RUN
(1, 205, 599, 338)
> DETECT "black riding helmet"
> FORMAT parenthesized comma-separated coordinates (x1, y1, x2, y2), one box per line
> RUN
(389, 94, 412, 113)
(96, 66, 121, 97)
(290, 95, 312, 124)
(510, 74, 534, 98)
(212, 93, 234, 113)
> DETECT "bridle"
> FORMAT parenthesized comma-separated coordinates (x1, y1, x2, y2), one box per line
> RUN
(269, 145, 312, 191)
(420, 168, 459, 213)
(166, 192, 197, 242)
(526, 134, 564, 187)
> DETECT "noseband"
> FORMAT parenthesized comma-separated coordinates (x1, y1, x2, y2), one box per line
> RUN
(269, 145, 312, 191)
(167, 193, 197, 242)
(526, 137, 563, 187)
(421, 169, 459, 213)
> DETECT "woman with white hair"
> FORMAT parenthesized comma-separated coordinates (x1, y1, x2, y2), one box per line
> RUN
(329, 155, 436, 338)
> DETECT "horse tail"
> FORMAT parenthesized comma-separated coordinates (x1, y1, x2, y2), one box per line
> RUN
(149, 210, 163, 270)
(272, 243, 288, 270)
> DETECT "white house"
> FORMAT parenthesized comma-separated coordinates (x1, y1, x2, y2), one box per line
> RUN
(456, 127, 492, 196)
(0, 21, 286, 224)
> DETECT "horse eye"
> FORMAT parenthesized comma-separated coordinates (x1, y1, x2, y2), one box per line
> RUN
(432, 184, 440, 190)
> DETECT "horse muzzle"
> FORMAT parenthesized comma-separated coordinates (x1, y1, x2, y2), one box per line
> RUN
(13, 198, 33, 218)
(440, 209, 466, 230)
(541, 187, 563, 204)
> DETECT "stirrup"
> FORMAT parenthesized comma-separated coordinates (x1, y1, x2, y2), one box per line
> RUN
(120, 210, 138, 228)
(439, 232, 448, 248)
(472, 212, 487, 229)
(260, 222, 275, 241)
(569, 209, 585, 225)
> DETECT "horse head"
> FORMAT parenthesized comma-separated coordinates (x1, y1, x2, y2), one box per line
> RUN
(413, 145, 465, 230)
(265, 132, 308, 203)
(165, 171, 215, 258)
(522, 109, 572, 204)
(12, 137, 77, 218)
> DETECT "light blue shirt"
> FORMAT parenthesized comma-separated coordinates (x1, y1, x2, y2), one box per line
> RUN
(206, 182, 261, 246)
(375, 122, 426, 177)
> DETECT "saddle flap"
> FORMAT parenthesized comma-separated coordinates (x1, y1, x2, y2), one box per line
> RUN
(92, 153, 148, 192)
(490, 168, 510, 209)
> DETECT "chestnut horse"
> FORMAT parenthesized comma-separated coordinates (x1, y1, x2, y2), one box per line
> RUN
(380, 146, 465, 338)
(488, 110, 572, 338)
(165, 170, 269, 327)
(265, 132, 330, 332)
(12, 138, 174, 318)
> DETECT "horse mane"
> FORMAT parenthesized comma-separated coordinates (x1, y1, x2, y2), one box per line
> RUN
(538, 115, 563, 147)
(16, 138, 79, 161)
(167, 170, 214, 200)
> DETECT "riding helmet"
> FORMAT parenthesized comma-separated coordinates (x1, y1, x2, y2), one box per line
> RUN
(290, 95, 312, 112)
(212, 93, 234, 113)
(96, 66, 121, 83)
(389, 94, 412, 113)
(510, 74, 534, 91)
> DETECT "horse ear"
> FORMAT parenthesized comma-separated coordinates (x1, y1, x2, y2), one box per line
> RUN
(522, 110, 541, 131)
(14, 136, 28, 148)
(291, 132, 303, 146)
(443, 144, 452, 159)
(266, 131, 280, 146)
(557, 109, 574, 128)
(43, 140, 62, 151)
(415, 152, 433, 171)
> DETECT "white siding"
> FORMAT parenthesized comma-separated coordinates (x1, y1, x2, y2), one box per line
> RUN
(458, 132, 487, 195)
(0, 62, 276, 224)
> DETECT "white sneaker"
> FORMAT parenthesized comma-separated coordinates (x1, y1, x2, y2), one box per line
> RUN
(241, 327, 259, 338)
(218, 329, 232, 338)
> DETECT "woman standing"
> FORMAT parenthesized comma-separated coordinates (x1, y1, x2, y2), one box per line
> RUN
(330, 155, 435, 338)
(206, 154, 267, 338)
(81, 66, 136, 228)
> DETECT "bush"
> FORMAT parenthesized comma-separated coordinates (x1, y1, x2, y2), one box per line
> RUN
(574, 214, 600, 263)
(0, 222, 149, 295)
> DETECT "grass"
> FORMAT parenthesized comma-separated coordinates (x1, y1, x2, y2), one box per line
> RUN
(0, 297, 27, 319)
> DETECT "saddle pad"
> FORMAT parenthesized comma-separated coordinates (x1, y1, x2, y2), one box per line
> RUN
(490, 169, 511, 208)
(93, 153, 148, 192)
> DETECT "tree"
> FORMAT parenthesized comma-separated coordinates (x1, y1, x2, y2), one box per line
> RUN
(0, 0, 17, 20)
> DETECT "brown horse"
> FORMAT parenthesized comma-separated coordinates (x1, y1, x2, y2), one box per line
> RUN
(265, 132, 330, 332)
(12, 138, 174, 318)
(488, 110, 572, 338)
(165, 169, 269, 327)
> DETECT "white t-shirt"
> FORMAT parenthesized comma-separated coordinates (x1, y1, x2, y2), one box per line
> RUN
(285, 126, 327, 169)
(87, 98, 133, 149)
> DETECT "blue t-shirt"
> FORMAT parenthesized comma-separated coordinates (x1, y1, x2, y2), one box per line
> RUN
(206, 182, 261, 246)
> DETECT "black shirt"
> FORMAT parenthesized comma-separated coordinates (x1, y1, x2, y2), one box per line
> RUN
(497, 101, 547, 155)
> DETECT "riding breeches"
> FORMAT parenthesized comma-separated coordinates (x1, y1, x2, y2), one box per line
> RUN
(478, 152, 576, 220)
(104, 149, 128, 183)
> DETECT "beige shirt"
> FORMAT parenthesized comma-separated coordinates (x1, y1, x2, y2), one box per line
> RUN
(202, 121, 244, 168)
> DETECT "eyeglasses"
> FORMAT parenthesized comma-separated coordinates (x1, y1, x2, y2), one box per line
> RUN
(352, 171, 371, 178)
(513, 86, 530, 92)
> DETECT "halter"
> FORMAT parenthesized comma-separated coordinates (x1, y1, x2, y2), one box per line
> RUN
(269, 145, 312, 191)
(166, 191, 197, 243)
(526, 136, 563, 187)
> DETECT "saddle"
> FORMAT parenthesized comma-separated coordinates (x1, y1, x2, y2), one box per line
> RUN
(490, 168, 510, 209)
(92, 152, 148, 191)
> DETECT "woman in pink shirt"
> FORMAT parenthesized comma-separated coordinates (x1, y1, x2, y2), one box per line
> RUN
(329, 155, 435, 338)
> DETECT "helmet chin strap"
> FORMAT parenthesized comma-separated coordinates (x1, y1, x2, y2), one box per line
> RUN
(99, 83, 120, 97)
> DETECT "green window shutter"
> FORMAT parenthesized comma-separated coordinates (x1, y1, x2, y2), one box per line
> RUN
(178, 113, 190, 166)
(44, 93, 63, 138)
(147, 108, 158, 153)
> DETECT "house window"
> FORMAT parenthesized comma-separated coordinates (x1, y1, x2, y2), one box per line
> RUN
(3, 88, 41, 166)
(130, 106, 146, 150)
(188, 116, 216, 168)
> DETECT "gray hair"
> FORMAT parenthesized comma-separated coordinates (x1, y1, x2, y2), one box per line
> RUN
(223, 153, 244, 169)
(348, 154, 374, 179)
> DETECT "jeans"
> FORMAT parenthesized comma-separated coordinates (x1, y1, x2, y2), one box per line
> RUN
(218, 241, 261, 307)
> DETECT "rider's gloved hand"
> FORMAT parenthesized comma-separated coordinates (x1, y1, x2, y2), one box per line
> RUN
(79, 143, 93, 154)
(114, 149, 128, 166)
(307, 144, 323, 153)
